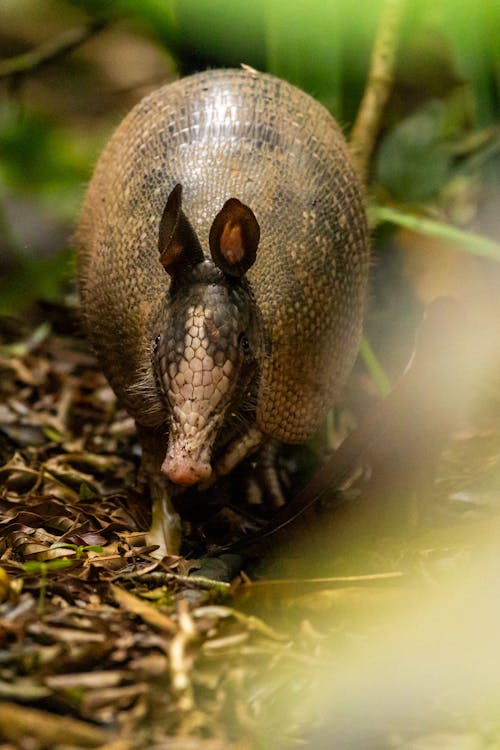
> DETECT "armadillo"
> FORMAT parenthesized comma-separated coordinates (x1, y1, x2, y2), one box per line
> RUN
(75, 68, 370, 555)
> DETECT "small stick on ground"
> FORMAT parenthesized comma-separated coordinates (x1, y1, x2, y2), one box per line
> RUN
(349, 0, 405, 184)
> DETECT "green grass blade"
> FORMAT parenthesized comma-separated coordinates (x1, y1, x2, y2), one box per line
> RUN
(372, 206, 500, 261)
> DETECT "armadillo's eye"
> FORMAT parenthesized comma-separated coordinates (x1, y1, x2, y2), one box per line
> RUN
(152, 334, 161, 354)
(239, 334, 250, 355)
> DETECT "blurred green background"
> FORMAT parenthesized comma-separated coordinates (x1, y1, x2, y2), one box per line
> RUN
(0, 0, 499, 381)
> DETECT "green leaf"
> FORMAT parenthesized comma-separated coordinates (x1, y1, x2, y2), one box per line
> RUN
(42, 426, 64, 443)
(376, 101, 454, 201)
(79, 483, 98, 500)
(24, 559, 73, 573)
(46, 559, 73, 571)
(23, 561, 45, 573)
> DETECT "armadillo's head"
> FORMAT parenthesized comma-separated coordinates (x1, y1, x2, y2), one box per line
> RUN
(152, 184, 262, 486)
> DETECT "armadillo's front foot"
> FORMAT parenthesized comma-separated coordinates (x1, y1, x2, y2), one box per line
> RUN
(146, 481, 182, 558)
(200, 426, 264, 488)
(205, 428, 287, 508)
(245, 439, 286, 508)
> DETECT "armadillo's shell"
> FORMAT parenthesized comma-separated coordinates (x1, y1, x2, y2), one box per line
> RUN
(77, 68, 369, 443)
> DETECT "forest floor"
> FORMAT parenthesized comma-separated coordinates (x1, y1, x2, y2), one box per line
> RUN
(1, 305, 500, 750)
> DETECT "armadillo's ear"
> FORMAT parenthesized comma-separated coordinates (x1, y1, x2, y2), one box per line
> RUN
(209, 198, 260, 277)
(158, 184, 204, 276)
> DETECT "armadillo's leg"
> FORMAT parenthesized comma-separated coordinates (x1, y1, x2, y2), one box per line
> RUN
(244, 440, 286, 508)
(206, 426, 264, 483)
(137, 424, 181, 558)
(205, 428, 287, 507)
(255, 439, 286, 507)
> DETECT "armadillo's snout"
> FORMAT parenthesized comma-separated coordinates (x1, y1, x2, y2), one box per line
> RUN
(161, 454, 212, 485)
(157, 269, 243, 488)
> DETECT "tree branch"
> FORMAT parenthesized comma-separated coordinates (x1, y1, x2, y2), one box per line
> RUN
(0, 20, 107, 82)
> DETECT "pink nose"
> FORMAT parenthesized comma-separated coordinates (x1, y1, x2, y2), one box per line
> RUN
(161, 456, 212, 485)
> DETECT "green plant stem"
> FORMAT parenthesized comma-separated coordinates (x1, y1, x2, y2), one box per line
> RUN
(359, 336, 392, 397)
(350, 0, 406, 183)
(38, 572, 47, 614)
(372, 206, 500, 261)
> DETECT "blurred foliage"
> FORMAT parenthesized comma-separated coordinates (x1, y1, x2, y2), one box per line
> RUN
(0, 108, 85, 193)
(63, 0, 499, 121)
(376, 100, 455, 203)
(0, 0, 499, 322)
(0, 103, 97, 314)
